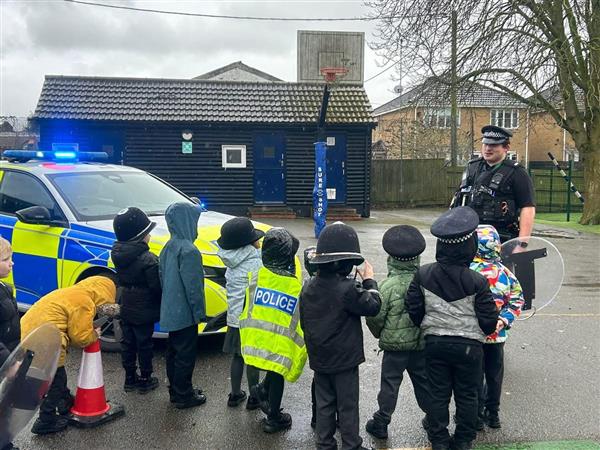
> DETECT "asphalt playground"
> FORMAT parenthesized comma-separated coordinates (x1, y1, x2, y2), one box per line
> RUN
(12, 208, 600, 450)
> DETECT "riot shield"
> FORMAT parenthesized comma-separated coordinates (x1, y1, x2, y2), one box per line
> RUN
(0, 323, 61, 447)
(501, 236, 564, 319)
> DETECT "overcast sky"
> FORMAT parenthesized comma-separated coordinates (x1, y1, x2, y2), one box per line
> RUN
(0, 0, 400, 119)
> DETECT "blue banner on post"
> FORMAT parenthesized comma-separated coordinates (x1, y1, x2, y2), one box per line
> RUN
(313, 141, 327, 238)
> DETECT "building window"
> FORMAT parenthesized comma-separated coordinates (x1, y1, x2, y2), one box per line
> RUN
(221, 145, 246, 168)
(423, 108, 459, 128)
(491, 109, 519, 129)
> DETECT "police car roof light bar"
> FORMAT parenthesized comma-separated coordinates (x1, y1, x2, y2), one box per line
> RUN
(2, 150, 108, 163)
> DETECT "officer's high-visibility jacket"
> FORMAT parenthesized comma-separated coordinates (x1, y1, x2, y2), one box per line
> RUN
(239, 266, 307, 382)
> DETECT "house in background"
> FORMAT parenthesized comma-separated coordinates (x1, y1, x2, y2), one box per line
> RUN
(193, 61, 283, 83)
(374, 78, 583, 165)
(527, 85, 583, 163)
(373, 79, 528, 163)
(0, 119, 38, 153)
(31, 74, 375, 218)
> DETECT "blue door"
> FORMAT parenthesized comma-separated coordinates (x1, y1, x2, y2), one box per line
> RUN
(254, 132, 286, 204)
(325, 134, 347, 204)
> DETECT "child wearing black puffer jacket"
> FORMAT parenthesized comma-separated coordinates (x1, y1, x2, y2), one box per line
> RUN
(300, 222, 381, 450)
(112, 207, 162, 394)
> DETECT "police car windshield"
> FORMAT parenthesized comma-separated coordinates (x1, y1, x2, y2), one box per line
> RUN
(47, 171, 193, 221)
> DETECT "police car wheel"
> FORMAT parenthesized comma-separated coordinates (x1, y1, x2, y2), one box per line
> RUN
(99, 318, 122, 353)
(100, 335, 121, 352)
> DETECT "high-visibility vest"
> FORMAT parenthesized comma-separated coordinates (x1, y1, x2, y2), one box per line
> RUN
(239, 266, 307, 383)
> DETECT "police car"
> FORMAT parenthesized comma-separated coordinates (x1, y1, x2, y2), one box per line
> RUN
(0, 150, 268, 349)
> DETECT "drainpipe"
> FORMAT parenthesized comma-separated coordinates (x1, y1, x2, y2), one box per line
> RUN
(414, 106, 418, 156)
(364, 126, 370, 217)
(525, 108, 530, 169)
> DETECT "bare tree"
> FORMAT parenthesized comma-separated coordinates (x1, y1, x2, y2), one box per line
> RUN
(367, 0, 600, 225)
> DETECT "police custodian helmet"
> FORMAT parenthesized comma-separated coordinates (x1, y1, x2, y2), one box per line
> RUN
(113, 207, 156, 242)
(311, 222, 364, 265)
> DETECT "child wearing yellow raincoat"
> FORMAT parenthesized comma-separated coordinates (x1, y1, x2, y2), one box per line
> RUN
(20, 274, 117, 435)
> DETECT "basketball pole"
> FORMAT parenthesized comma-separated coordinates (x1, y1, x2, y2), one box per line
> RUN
(313, 82, 330, 238)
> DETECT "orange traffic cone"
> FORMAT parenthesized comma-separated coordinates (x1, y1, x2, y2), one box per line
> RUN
(69, 340, 124, 428)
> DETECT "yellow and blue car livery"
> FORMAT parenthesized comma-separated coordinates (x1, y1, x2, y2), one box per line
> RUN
(0, 152, 271, 341)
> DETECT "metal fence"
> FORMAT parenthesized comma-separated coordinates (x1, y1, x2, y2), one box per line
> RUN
(529, 164, 584, 214)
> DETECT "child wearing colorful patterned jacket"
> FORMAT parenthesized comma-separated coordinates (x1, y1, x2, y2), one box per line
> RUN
(470, 224, 524, 430)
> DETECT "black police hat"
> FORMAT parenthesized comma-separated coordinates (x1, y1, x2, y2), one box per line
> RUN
(481, 125, 512, 145)
(217, 217, 265, 250)
(311, 222, 364, 265)
(382, 225, 426, 260)
(430, 207, 479, 244)
(113, 207, 156, 242)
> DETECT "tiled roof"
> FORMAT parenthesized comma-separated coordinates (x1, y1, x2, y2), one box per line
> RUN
(374, 79, 525, 116)
(534, 85, 585, 111)
(193, 61, 283, 82)
(33, 75, 374, 124)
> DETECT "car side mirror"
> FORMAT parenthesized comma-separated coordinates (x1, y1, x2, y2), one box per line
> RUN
(16, 206, 66, 227)
(189, 196, 207, 212)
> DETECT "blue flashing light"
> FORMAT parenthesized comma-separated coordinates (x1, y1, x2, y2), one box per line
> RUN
(54, 151, 77, 160)
(2, 150, 108, 163)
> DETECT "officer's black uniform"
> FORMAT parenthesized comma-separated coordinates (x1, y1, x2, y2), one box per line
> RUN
(454, 126, 535, 242)
(405, 207, 498, 450)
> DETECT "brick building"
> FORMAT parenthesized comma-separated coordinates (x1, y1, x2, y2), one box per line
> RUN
(373, 79, 583, 165)
(373, 79, 527, 163)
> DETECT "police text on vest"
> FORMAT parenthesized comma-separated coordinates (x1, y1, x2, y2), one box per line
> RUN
(254, 287, 298, 315)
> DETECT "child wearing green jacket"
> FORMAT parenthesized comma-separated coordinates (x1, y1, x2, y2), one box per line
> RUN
(365, 225, 431, 440)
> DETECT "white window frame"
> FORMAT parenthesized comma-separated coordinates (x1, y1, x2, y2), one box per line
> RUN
(490, 109, 519, 129)
(423, 108, 460, 129)
(221, 145, 246, 168)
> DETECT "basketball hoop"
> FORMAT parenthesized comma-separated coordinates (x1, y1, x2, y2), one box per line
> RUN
(320, 67, 349, 84)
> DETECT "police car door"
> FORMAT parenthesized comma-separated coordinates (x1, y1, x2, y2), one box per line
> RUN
(0, 170, 67, 307)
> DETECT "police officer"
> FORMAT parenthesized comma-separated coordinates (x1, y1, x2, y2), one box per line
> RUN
(453, 125, 535, 243)
(406, 207, 498, 450)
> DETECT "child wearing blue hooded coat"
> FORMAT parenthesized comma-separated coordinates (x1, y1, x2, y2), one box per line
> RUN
(159, 202, 207, 409)
(217, 217, 264, 409)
